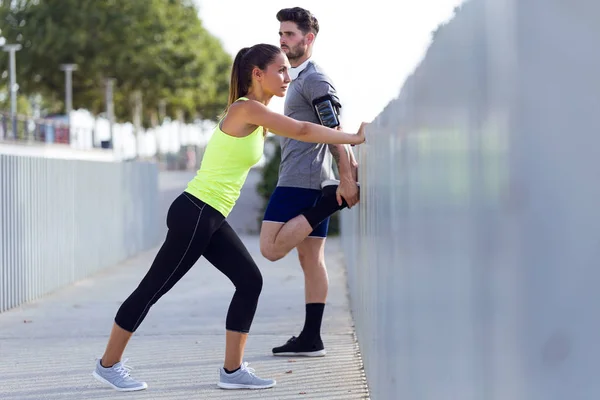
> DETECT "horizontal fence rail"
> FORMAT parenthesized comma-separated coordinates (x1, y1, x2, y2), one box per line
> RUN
(341, 0, 600, 399)
(0, 155, 160, 313)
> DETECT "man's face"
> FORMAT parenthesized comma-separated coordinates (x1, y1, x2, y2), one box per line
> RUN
(279, 21, 310, 63)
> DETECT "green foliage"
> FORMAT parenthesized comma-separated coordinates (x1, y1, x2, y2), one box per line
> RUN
(0, 92, 31, 115)
(0, 0, 231, 124)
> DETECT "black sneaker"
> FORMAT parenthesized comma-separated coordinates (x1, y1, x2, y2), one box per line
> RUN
(272, 336, 327, 357)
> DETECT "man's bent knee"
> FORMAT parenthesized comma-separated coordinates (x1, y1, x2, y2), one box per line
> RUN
(260, 222, 288, 262)
(260, 243, 286, 262)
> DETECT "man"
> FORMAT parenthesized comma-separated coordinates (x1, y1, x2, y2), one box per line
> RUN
(260, 7, 359, 357)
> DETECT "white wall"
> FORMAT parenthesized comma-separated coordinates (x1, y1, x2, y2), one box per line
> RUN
(342, 0, 600, 398)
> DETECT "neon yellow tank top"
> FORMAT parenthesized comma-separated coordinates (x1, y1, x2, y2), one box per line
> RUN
(185, 98, 264, 217)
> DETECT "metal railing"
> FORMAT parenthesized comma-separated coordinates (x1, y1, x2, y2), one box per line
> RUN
(0, 155, 160, 313)
(0, 110, 217, 165)
(0, 112, 72, 144)
(341, 0, 600, 399)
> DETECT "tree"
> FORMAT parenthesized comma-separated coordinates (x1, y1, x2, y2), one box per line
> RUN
(0, 0, 231, 124)
(0, 92, 31, 115)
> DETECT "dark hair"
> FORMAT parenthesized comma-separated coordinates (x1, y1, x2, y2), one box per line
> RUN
(225, 43, 282, 113)
(276, 7, 319, 36)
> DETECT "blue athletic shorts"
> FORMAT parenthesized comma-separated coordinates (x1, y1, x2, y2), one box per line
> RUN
(263, 186, 330, 238)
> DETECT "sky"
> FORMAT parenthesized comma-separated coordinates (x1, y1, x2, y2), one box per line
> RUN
(194, 0, 463, 131)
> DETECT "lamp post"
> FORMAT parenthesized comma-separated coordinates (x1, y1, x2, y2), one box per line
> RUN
(60, 64, 77, 115)
(3, 44, 22, 138)
(104, 78, 116, 150)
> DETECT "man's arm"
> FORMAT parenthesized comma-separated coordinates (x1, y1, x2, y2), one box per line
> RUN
(329, 142, 359, 207)
(348, 144, 359, 182)
(304, 73, 360, 207)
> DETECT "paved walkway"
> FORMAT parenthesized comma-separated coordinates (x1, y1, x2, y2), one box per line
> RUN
(0, 171, 370, 399)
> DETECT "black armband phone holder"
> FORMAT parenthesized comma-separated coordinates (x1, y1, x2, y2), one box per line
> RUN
(312, 95, 342, 128)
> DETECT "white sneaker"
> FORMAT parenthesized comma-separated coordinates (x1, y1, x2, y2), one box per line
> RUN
(92, 358, 148, 392)
(217, 362, 276, 390)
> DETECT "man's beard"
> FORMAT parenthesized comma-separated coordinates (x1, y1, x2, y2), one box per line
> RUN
(285, 44, 306, 63)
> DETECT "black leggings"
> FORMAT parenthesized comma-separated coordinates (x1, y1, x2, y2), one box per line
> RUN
(115, 192, 263, 333)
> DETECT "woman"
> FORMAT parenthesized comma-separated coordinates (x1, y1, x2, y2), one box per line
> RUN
(92, 43, 366, 392)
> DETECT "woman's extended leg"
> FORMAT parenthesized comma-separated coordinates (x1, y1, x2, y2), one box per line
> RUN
(93, 193, 222, 392)
(202, 220, 275, 390)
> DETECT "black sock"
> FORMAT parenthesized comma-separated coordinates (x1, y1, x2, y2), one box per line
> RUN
(299, 303, 325, 342)
(224, 366, 241, 374)
(301, 188, 346, 229)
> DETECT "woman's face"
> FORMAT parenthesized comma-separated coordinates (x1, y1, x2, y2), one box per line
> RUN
(260, 51, 292, 97)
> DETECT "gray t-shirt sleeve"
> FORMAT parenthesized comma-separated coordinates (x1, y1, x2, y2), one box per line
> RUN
(276, 67, 338, 189)
(301, 72, 343, 118)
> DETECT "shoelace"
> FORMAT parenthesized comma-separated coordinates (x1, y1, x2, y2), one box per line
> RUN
(240, 362, 256, 375)
(112, 358, 135, 380)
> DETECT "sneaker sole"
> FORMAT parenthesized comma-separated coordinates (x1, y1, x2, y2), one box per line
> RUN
(92, 371, 148, 392)
(272, 349, 327, 357)
(217, 381, 276, 390)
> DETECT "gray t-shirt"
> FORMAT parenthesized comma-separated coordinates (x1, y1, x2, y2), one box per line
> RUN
(277, 61, 338, 190)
